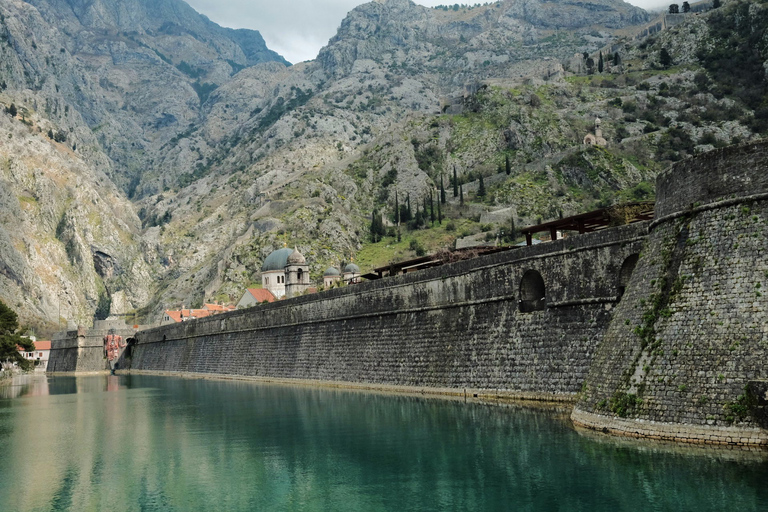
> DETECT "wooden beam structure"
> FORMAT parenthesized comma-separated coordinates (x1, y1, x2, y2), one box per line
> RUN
(519, 202, 655, 246)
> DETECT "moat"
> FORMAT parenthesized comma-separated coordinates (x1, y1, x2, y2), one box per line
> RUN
(0, 374, 766, 511)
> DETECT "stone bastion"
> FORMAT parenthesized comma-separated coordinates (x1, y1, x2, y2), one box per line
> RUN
(573, 140, 768, 446)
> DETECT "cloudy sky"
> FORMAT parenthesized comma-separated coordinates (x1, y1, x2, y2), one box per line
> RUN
(185, 0, 669, 64)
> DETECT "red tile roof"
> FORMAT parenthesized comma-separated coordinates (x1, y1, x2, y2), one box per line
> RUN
(204, 303, 235, 312)
(164, 309, 213, 323)
(246, 288, 276, 303)
(34, 341, 51, 351)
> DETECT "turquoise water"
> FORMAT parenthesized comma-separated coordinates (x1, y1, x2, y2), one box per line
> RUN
(0, 374, 767, 511)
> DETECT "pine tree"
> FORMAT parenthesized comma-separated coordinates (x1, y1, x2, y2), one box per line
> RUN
(478, 175, 486, 198)
(6, 104, 17, 117)
(0, 300, 34, 371)
(440, 175, 446, 204)
(598, 52, 604, 73)
(452, 166, 458, 197)
(505, 155, 511, 175)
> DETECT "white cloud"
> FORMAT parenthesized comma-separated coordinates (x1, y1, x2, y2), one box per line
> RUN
(184, 0, 659, 64)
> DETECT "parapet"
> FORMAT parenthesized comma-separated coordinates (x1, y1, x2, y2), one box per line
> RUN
(655, 139, 768, 219)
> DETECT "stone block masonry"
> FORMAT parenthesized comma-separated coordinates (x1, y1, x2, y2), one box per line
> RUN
(48, 325, 136, 373)
(573, 141, 768, 446)
(125, 222, 646, 401)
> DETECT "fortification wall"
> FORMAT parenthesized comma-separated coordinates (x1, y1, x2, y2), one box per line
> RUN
(124, 223, 646, 400)
(573, 141, 768, 446)
(48, 326, 135, 373)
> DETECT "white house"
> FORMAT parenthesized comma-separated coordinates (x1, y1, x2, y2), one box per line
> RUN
(19, 340, 51, 370)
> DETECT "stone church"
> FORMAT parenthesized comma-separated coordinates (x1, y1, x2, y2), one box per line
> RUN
(583, 117, 607, 147)
(261, 247, 311, 299)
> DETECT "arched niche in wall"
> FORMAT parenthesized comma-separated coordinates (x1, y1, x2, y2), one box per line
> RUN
(519, 269, 546, 313)
(617, 253, 640, 299)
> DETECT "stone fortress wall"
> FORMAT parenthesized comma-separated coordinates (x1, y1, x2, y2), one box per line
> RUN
(48, 319, 137, 373)
(573, 142, 768, 446)
(48, 140, 768, 446)
(122, 223, 646, 401)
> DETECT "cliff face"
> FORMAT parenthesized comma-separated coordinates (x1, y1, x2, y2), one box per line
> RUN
(0, 0, 288, 329)
(0, 103, 152, 332)
(318, 0, 649, 80)
(17, 0, 287, 191)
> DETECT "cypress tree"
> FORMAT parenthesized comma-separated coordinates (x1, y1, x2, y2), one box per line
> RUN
(437, 197, 442, 224)
(407, 193, 412, 220)
(613, 52, 620, 66)
(478, 175, 486, 198)
(452, 166, 458, 197)
(505, 155, 511, 175)
(370, 210, 385, 242)
(395, 190, 400, 226)
(460, 184, 464, 205)
(440, 175, 446, 204)
(429, 191, 435, 225)
(598, 52, 604, 73)
(659, 48, 672, 68)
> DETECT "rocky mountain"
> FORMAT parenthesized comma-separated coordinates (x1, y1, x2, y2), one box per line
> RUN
(0, 0, 287, 330)
(1, 0, 766, 333)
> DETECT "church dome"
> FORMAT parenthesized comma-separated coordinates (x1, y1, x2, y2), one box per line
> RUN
(261, 248, 294, 272)
(324, 266, 340, 277)
(287, 247, 306, 265)
(344, 263, 360, 274)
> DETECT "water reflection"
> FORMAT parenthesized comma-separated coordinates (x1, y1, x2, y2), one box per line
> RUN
(1, 374, 129, 398)
(0, 375, 766, 511)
